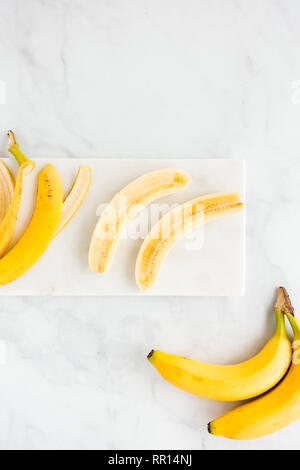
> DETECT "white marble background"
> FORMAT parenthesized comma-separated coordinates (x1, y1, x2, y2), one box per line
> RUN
(0, 0, 300, 450)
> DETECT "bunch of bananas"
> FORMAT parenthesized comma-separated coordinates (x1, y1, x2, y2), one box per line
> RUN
(0, 132, 91, 285)
(148, 287, 300, 440)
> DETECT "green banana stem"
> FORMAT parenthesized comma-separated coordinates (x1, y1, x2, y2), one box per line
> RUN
(274, 286, 300, 339)
(8, 130, 30, 166)
(286, 313, 300, 339)
(274, 310, 288, 338)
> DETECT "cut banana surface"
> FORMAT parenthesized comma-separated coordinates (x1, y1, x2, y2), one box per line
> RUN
(136, 192, 243, 290)
(0, 164, 63, 285)
(148, 310, 291, 401)
(54, 166, 91, 237)
(209, 288, 300, 440)
(89, 168, 191, 273)
(0, 160, 14, 223)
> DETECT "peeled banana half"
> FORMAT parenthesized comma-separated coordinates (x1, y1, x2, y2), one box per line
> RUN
(89, 168, 191, 273)
(136, 192, 243, 290)
(148, 288, 291, 402)
(209, 287, 300, 440)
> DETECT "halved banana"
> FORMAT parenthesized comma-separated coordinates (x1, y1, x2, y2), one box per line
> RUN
(54, 166, 91, 237)
(0, 160, 14, 223)
(136, 192, 243, 290)
(89, 168, 191, 273)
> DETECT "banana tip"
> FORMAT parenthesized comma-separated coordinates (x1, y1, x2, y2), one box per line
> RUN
(275, 287, 294, 316)
(207, 422, 212, 434)
(137, 279, 151, 291)
(147, 349, 154, 360)
(7, 130, 16, 147)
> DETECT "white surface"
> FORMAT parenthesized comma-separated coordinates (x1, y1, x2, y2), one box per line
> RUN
(0, 0, 300, 451)
(1, 158, 245, 296)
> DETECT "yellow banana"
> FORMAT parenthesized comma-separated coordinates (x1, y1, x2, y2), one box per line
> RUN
(136, 192, 243, 290)
(54, 166, 91, 237)
(148, 290, 291, 401)
(0, 164, 62, 285)
(0, 160, 14, 223)
(0, 131, 35, 257)
(208, 287, 300, 440)
(89, 168, 191, 273)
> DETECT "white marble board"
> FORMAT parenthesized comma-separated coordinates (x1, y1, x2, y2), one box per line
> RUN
(1, 158, 245, 296)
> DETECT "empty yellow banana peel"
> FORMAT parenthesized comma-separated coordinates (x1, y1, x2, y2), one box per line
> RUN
(0, 164, 63, 285)
(0, 132, 91, 250)
(0, 131, 35, 258)
(54, 165, 91, 237)
(0, 132, 91, 284)
(136, 192, 244, 290)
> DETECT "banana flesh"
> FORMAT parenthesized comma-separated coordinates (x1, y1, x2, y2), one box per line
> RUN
(209, 287, 300, 440)
(0, 160, 14, 223)
(136, 192, 243, 290)
(0, 132, 35, 257)
(0, 164, 63, 285)
(54, 166, 91, 237)
(89, 168, 191, 273)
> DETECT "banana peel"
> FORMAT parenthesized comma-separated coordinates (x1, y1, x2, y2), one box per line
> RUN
(0, 132, 91, 250)
(0, 160, 14, 223)
(54, 165, 91, 237)
(0, 164, 63, 285)
(0, 131, 35, 257)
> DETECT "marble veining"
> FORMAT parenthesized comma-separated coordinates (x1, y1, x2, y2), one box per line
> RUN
(0, 0, 300, 450)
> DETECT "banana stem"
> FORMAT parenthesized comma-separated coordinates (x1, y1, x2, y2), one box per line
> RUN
(286, 313, 300, 339)
(273, 287, 300, 339)
(8, 130, 17, 148)
(274, 287, 294, 316)
(8, 131, 30, 166)
(274, 311, 288, 337)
